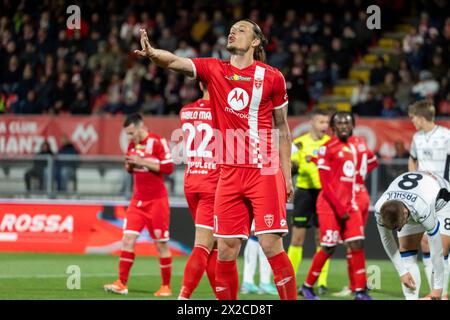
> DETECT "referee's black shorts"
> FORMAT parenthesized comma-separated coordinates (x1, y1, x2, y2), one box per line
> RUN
(291, 188, 320, 228)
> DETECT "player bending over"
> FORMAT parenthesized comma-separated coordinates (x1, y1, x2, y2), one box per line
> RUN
(104, 114, 174, 297)
(375, 171, 450, 300)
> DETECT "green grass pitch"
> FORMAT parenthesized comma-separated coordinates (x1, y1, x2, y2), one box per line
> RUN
(0, 253, 430, 300)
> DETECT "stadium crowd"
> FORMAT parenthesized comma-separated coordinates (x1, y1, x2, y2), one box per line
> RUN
(0, 0, 449, 116)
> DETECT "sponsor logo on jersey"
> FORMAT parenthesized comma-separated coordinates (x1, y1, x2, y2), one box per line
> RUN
(280, 219, 287, 227)
(225, 74, 252, 81)
(357, 144, 366, 152)
(215, 287, 226, 292)
(264, 214, 274, 228)
(227, 88, 249, 111)
(154, 229, 161, 239)
(343, 160, 355, 177)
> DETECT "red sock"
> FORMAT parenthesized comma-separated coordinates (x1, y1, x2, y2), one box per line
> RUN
(179, 245, 210, 299)
(159, 256, 172, 286)
(349, 249, 367, 292)
(267, 252, 297, 300)
(346, 251, 355, 291)
(119, 250, 135, 285)
(215, 260, 238, 300)
(305, 249, 331, 287)
(206, 249, 218, 296)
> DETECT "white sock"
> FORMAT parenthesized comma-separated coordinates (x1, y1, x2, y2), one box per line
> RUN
(258, 245, 272, 285)
(443, 255, 449, 297)
(243, 237, 259, 284)
(423, 253, 433, 291)
(401, 252, 421, 300)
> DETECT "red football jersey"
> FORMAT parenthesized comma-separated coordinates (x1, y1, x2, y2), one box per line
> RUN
(348, 136, 378, 185)
(180, 98, 220, 193)
(316, 136, 358, 217)
(127, 132, 174, 201)
(190, 58, 288, 169)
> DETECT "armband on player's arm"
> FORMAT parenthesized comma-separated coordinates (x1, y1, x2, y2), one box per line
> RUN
(318, 168, 348, 217)
(376, 223, 408, 277)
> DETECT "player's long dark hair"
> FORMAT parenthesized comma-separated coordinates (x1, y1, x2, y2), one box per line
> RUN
(243, 19, 267, 62)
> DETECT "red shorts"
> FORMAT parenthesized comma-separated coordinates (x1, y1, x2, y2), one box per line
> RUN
(124, 197, 170, 242)
(213, 166, 288, 239)
(355, 186, 370, 226)
(185, 192, 215, 230)
(316, 193, 364, 247)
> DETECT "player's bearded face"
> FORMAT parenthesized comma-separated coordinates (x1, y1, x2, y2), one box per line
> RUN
(226, 22, 255, 55)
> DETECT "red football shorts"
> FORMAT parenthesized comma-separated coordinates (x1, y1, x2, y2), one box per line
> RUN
(355, 185, 370, 226)
(213, 166, 288, 239)
(185, 192, 215, 230)
(316, 193, 364, 247)
(123, 197, 170, 242)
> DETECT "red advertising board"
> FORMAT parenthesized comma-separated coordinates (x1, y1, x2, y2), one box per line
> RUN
(0, 115, 449, 159)
(0, 201, 188, 256)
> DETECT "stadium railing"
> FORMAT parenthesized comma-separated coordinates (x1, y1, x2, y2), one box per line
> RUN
(0, 155, 408, 205)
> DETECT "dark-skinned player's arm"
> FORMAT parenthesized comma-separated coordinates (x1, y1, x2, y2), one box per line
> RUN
(134, 29, 194, 78)
(274, 106, 294, 202)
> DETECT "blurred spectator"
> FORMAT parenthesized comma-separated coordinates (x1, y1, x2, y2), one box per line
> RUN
(24, 141, 53, 191)
(370, 57, 390, 86)
(412, 70, 439, 100)
(394, 140, 410, 159)
(174, 40, 197, 58)
(54, 135, 80, 192)
(350, 80, 370, 106)
(70, 90, 90, 114)
(103, 74, 124, 114)
(158, 28, 178, 52)
(353, 90, 383, 116)
(394, 71, 414, 113)
(381, 96, 401, 118)
(191, 12, 211, 44)
(374, 72, 397, 98)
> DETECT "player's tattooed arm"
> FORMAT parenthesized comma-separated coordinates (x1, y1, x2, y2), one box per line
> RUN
(134, 29, 194, 78)
(273, 106, 294, 202)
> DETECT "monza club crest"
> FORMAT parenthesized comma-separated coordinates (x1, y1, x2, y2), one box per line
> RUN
(264, 214, 274, 228)
(254, 78, 263, 89)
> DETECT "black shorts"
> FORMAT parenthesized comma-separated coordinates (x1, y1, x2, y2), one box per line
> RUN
(292, 188, 320, 228)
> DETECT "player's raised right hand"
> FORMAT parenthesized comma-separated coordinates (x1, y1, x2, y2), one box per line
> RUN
(134, 29, 156, 59)
(400, 272, 416, 290)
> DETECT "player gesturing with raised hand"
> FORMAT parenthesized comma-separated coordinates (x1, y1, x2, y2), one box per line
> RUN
(375, 171, 450, 300)
(135, 20, 296, 300)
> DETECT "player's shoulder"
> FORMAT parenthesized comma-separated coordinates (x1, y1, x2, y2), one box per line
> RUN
(324, 136, 340, 148)
(146, 131, 163, 141)
(256, 61, 284, 78)
(436, 125, 450, 136)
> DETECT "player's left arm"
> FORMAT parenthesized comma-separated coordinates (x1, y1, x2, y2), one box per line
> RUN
(423, 213, 445, 297)
(272, 71, 293, 202)
(274, 106, 293, 202)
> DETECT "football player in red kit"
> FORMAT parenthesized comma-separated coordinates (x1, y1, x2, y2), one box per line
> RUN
(104, 113, 174, 297)
(332, 133, 379, 297)
(178, 83, 220, 299)
(134, 19, 297, 300)
(299, 112, 372, 300)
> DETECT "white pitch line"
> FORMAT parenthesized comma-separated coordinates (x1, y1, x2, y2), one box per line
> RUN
(0, 272, 184, 279)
